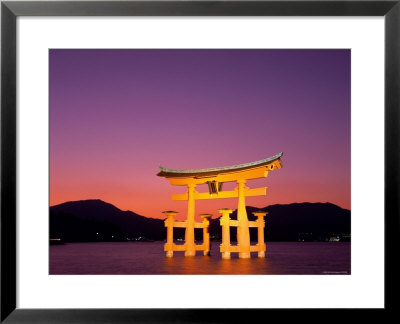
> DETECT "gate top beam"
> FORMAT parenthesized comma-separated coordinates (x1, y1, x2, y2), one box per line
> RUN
(157, 152, 283, 185)
(157, 152, 283, 178)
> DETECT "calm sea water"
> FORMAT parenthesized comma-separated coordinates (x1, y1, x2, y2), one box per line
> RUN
(50, 241, 350, 275)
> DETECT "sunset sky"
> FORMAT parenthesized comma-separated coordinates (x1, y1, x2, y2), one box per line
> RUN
(50, 49, 350, 220)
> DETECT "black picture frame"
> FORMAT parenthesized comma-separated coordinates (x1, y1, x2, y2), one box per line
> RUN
(1, 0, 399, 322)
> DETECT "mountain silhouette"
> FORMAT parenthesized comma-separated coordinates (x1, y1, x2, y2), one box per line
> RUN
(50, 199, 350, 242)
(209, 203, 350, 242)
(50, 199, 167, 242)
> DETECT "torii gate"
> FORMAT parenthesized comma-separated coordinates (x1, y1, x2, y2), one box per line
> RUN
(157, 152, 283, 259)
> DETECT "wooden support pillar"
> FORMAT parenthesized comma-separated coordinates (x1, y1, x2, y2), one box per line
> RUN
(185, 183, 196, 256)
(237, 179, 250, 258)
(219, 208, 233, 259)
(162, 210, 178, 258)
(253, 211, 267, 258)
(200, 213, 212, 256)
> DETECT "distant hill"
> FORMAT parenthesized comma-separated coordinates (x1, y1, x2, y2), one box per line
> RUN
(209, 203, 350, 242)
(50, 200, 350, 242)
(50, 199, 167, 242)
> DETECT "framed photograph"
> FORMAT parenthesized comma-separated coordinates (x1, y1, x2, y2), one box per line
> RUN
(1, 0, 399, 322)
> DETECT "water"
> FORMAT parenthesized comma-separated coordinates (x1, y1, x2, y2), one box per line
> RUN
(50, 241, 350, 275)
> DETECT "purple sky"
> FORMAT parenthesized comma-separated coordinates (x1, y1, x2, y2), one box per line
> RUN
(50, 49, 350, 220)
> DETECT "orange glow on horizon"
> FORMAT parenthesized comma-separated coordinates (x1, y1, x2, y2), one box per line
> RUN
(50, 180, 351, 222)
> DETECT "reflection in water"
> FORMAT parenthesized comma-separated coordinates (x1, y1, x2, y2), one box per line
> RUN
(164, 254, 213, 274)
(50, 241, 350, 275)
(216, 257, 264, 275)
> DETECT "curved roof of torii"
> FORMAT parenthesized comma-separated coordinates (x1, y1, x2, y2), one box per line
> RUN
(157, 152, 283, 178)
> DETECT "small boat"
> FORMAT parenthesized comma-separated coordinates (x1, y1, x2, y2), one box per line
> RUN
(50, 238, 65, 245)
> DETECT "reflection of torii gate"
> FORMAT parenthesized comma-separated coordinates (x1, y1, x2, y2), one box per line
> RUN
(157, 152, 283, 259)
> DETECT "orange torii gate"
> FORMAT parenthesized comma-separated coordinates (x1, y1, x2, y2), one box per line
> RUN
(157, 152, 283, 259)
